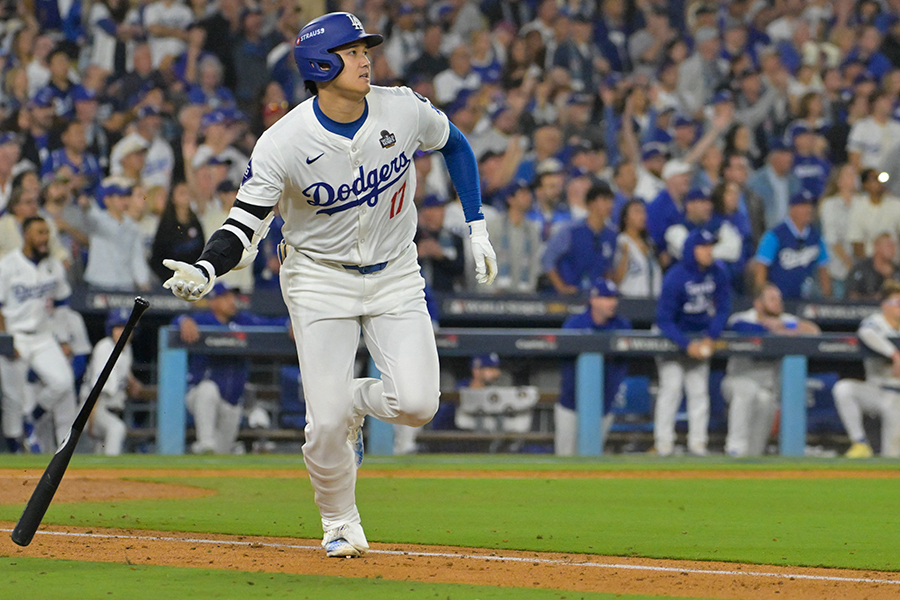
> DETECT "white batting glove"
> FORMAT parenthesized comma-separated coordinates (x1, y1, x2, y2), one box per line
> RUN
(468, 219, 497, 285)
(162, 259, 216, 301)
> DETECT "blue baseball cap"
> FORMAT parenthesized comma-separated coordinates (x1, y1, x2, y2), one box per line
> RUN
(590, 278, 619, 297)
(207, 282, 235, 298)
(689, 228, 719, 246)
(471, 353, 500, 369)
(98, 179, 133, 202)
(29, 87, 55, 109)
(137, 105, 161, 119)
(711, 89, 734, 104)
(0, 131, 19, 146)
(684, 187, 711, 202)
(641, 141, 668, 161)
(201, 109, 229, 129)
(789, 189, 817, 205)
(420, 194, 447, 208)
(72, 84, 98, 103)
(105, 307, 130, 335)
(673, 114, 696, 128)
(769, 138, 791, 153)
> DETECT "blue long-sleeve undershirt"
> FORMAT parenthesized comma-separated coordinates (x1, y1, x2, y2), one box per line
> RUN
(438, 122, 484, 223)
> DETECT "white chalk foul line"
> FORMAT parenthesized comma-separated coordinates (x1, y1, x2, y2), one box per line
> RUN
(3, 528, 899, 586)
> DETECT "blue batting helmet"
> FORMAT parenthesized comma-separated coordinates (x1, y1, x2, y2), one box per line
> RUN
(105, 307, 130, 336)
(293, 12, 383, 83)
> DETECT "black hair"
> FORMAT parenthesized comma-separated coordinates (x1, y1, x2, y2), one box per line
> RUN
(21, 215, 45, 232)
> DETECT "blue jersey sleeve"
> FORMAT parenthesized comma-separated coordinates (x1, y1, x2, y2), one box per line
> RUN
(817, 236, 829, 266)
(754, 231, 779, 265)
(438, 122, 484, 223)
(656, 271, 690, 349)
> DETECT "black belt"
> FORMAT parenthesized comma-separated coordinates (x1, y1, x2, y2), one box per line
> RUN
(341, 262, 388, 274)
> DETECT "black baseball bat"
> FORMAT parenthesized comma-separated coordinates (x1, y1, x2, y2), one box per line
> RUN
(11, 297, 150, 547)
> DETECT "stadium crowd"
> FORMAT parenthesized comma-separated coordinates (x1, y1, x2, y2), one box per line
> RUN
(5, 0, 900, 456)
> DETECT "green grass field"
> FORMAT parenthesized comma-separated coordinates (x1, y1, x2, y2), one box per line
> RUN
(1, 454, 898, 599)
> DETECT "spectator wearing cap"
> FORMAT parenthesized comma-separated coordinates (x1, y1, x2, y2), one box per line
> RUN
(71, 84, 112, 174)
(190, 109, 249, 187)
(150, 180, 204, 283)
(175, 282, 290, 454)
(752, 189, 831, 300)
(382, 4, 423, 81)
(415, 195, 465, 292)
(21, 88, 57, 170)
(790, 123, 831, 199)
(551, 14, 603, 93)
(848, 168, 900, 259)
(556, 278, 632, 455)
(677, 26, 727, 117)
(144, 0, 194, 68)
(663, 186, 716, 262)
(485, 181, 543, 293)
(434, 46, 482, 107)
(542, 181, 617, 295)
(81, 178, 151, 290)
(110, 104, 175, 193)
(632, 141, 669, 202)
(646, 159, 692, 263)
(405, 23, 449, 82)
(654, 227, 731, 457)
(847, 88, 900, 172)
(526, 165, 571, 241)
(612, 199, 662, 297)
(478, 144, 525, 209)
(669, 114, 699, 160)
(186, 54, 237, 111)
(846, 232, 900, 301)
(117, 136, 150, 187)
(746, 140, 802, 229)
(39, 46, 76, 119)
(42, 120, 103, 198)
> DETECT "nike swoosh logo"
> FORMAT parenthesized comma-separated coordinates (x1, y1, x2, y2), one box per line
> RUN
(306, 153, 324, 164)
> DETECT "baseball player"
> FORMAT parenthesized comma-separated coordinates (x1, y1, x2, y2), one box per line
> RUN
(161, 12, 496, 557)
(81, 308, 142, 456)
(0, 216, 77, 453)
(721, 284, 819, 457)
(556, 278, 632, 456)
(832, 280, 900, 458)
(654, 228, 731, 457)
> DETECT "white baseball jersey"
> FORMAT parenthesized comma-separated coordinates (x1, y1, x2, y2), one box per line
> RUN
(0, 250, 71, 334)
(82, 337, 133, 412)
(234, 85, 450, 267)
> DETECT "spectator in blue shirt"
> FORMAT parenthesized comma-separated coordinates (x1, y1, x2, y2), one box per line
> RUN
(790, 123, 830, 199)
(654, 228, 731, 457)
(752, 189, 832, 299)
(646, 159, 693, 267)
(542, 181, 618, 295)
(556, 278, 632, 455)
(42, 120, 103, 198)
(174, 282, 290, 454)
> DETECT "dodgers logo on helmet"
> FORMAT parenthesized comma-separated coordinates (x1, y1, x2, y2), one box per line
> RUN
(293, 12, 383, 84)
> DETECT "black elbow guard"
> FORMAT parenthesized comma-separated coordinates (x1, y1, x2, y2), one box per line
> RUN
(198, 229, 245, 276)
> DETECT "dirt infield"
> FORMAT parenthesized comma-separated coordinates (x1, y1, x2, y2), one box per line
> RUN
(2, 468, 900, 599)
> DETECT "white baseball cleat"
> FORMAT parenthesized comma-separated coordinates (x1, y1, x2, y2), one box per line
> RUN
(323, 523, 369, 558)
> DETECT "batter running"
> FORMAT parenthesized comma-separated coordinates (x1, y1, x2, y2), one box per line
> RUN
(162, 12, 496, 558)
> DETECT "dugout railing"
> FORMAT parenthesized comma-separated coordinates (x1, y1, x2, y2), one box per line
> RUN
(150, 326, 878, 456)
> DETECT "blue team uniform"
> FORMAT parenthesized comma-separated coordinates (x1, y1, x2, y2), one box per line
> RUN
(792, 154, 830, 199)
(755, 219, 829, 300)
(542, 220, 617, 290)
(656, 231, 732, 349)
(559, 310, 632, 412)
(646, 189, 683, 251)
(42, 148, 103, 197)
(176, 311, 289, 406)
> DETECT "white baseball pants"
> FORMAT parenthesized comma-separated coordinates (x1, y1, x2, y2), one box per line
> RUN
(88, 402, 127, 456)
(186, 380, 243, 454)
(721, 376, 778, 457)
(280, 244, 440, 533)
(832, 379, 900, 457)
(655, 356, 710, 456)
(0, 331, 76, 444)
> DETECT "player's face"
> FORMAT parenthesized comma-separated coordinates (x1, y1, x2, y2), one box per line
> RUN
(589, 294, 618, 324)
(111, 325, 125, 344)
(210, 291, 238, 319)
(883, 294, 900, 320)
(330, 42, 372, 98)
(694, 243, 714, 267)
(23, 220, 50, 255)
(477, 366, 501, 385)
(758, 286, 783, 318)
